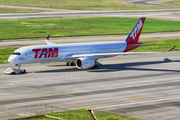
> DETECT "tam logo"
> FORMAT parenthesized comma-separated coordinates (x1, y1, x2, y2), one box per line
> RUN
(32, 48, 58, 59)
(130, 20, 143, 40)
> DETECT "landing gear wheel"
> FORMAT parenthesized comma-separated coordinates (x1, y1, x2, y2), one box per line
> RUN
(94, 65, 98, 69)
(66, 62, 70, 66)
(70, 62, 75, 66)
(91, 65, 98, 69)
(22, 69, 26, 73)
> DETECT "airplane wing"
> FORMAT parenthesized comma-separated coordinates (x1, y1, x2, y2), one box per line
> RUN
(132, 43, 161, 46)
(65, 52, 160, 59)
(65, 46, 176, 59)
(45, 34, 56, 45)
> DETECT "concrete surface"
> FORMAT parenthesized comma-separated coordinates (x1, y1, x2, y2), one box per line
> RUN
(0, 31, 180, 48)
(0, 51, 180, 120)
(0, 9, 180, 21)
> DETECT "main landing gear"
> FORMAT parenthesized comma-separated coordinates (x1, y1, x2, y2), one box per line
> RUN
(92, 60, 99, 69)
(66, 61, 99, 69)
(66, 62, 75, 66)
(91, 64, 98, 69)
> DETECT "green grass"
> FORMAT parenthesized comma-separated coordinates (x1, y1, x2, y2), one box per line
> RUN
(0, 48, 16, 64)
(1, 39, 180, 64)
(46, 109, 140, 120)
(0, 8, 41, 13)
(0, 0, 175, 10)
(163, 0, 180, 5)
(13, 109, 140, 120)
(131, 39, 180, 52)
(0, 17, 180, 39)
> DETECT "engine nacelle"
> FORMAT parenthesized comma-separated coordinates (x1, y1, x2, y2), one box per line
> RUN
(75, 57, 95, 69)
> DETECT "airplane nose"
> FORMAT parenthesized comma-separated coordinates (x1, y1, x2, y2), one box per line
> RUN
(8, 55, 16, 64)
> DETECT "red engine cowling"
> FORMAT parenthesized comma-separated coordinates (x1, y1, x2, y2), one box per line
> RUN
(75, 57, 95, 69)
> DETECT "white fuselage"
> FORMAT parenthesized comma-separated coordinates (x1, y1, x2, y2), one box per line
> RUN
(8, 17, 147, 69)
(8, 41, 127, 64)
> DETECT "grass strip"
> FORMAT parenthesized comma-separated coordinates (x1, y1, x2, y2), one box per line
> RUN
(131, 39, 180, 52)
(0, 48, 17, 64)
(0, 17, 180, 39)
(1, 39, 179, 64)
(0, 0, 174, 10)
(13, 109, 140, 120)
(163, 0, 180, 5)
(46, 109, 140, 120)
(0, 8, 41, 13)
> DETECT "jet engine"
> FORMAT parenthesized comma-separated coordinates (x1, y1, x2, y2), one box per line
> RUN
(75, 57, 95, 69)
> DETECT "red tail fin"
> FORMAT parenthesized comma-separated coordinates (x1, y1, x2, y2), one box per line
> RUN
(125, 17, 146, 44)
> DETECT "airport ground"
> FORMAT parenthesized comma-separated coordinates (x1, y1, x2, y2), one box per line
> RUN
(0, 0, 178, 11)
(0, 32, 180, 120)
(0, 31, 180, 48)
(0, 0, 180, 120)
(1, 51, 180, 120)
(0, 9, 180, 22)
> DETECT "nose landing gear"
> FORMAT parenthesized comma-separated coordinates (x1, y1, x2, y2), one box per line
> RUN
(66, 62, 75, 66)
(15, 64, 26, 73)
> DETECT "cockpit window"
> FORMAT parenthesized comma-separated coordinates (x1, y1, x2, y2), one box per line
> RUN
(12, 52, 21, 55)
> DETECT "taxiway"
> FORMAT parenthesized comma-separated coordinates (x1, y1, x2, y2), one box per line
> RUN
(0, 51, 180, 120)
(0, 9, 180, 22)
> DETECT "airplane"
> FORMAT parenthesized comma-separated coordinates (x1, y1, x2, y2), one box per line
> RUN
(8, 17, 175, 70)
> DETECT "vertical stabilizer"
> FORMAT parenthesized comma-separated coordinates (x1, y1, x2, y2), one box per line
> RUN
(125, 17, 146, 44)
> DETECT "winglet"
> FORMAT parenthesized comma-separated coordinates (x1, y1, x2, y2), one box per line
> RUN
(45, 34, 56, 45)
(167, 46, 176, 52)
(46, 34, 50, 40)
